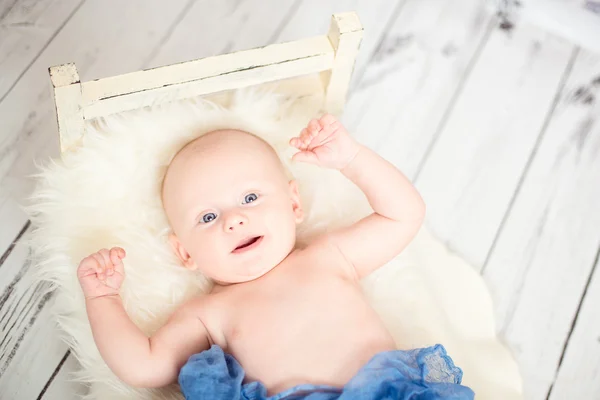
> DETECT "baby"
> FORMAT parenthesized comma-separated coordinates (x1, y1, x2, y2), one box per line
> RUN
(77, 114, 474, 399)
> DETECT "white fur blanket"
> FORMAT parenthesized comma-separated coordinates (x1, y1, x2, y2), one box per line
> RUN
(25, 88, 523, 399)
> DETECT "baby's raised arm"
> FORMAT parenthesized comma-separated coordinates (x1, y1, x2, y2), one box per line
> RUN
(291, 115, 426, 279)
(332, 143, 426, 278)
(78, 248, 210, 388)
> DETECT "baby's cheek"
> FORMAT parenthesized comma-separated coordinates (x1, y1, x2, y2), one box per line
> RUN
(190, 236, 219, 264)
(276, 210, 298, 248)
(267, 206, 295, 232)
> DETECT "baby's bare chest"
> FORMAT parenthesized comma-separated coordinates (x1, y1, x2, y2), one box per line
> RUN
(225, 249, 359, 344)
(209, 248, 395, 389)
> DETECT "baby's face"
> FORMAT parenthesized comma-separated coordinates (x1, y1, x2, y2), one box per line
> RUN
(162, 129, 303, 284)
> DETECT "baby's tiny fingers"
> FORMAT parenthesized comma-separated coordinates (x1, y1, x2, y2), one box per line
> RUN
(319, 113, 337, 126)
(98, 248, 111, 267)
(294, 129, 307, 149)
(90, 253, 107, 281)
(110, 247, 119, 261)
(308, 119, 320, 134)
(109, 249, 121, 273)
(78, 256, 100, 277)
(111, 248, 126, 275)
(90, 253, 105, 271)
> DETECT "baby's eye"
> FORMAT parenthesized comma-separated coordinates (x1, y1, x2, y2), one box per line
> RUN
(243, 193, 258, 204)
(201, 212, 217, 223)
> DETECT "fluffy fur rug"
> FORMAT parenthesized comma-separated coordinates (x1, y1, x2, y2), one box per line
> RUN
(26, 88, 523, 399)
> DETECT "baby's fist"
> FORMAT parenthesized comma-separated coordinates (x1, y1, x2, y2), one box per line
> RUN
(77, 247, 126, 300)
(289, 114, 360, 170)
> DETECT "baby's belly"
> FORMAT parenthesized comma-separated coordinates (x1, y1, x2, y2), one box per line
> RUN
(222, 277, 396, 395)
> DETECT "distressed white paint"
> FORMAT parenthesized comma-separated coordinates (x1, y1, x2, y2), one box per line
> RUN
(53, 12, 361, 153)
(517, 0, 600, 53)
(343, 0, 493, 176)
(40, 353, 89, 399)
(79, 36, 334, 117)
(0, 189, 27, 257)
(483, 48, 600, 399)
(0, 0, 82, 100)
(322, 12, 364, 116)
(413, 18, 575, 269)
(550, 254, 600, 399)
(0, 230, 69, 399)
(49, 63, 85, 154)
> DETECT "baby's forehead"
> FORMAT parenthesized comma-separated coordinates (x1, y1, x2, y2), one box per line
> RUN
(180, 129, 272, 160)
(164, 129, 283, 190)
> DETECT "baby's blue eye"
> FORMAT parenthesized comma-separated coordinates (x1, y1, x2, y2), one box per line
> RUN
(202, 212, 217, 223)
(243, 193, 258, 203)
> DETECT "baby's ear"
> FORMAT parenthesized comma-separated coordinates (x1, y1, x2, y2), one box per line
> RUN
(168, 233, 199, 271)
(288, 180, 304, 224)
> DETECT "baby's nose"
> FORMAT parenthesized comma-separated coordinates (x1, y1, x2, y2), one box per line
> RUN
(225, 213, 247, 231)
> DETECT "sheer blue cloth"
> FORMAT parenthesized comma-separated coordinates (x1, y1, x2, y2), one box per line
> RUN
(178, 344, 475, 399)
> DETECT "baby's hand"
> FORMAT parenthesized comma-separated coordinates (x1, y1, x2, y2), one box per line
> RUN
(289, 114, 361, 170)
(77, 247, 126, 300)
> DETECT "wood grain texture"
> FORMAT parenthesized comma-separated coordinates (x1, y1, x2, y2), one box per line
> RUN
(322, 12, 364, 116)
(549, 248, 600, 399)
(413, 17, 575, 269)
(0, 192, 28, 264)
(49, 63, 85, 154)
(0, 229, 68, 399)
(482, 48, 600, 399)
(342, 0, 493, 176)
(0, 0, 83, 101)
(80, 36, 335, 119)
(39, 351, 89, 399)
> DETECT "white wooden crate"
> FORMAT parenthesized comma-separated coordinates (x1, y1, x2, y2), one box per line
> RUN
(49, 11, 363, 155)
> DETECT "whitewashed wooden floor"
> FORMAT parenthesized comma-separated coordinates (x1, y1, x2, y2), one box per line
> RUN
(1, 0, 599, 399)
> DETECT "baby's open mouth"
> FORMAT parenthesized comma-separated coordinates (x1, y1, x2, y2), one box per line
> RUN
(233, 236, 263, 253)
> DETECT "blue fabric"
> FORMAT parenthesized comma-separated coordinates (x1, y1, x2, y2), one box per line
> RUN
(178, 344, 475, 399)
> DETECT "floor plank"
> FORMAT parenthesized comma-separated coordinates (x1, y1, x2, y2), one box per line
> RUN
(412, 16, 575, 269)
(482, 47, 600, 399)
(0, 0, 83, 101)
(144, 0, 301, 69)
(549, 247, 600, 399)
(0, 207, 28, 268)
(0, 235, 68, 399)
(343, 0, 492, 177)
(39, 351, 89, 399)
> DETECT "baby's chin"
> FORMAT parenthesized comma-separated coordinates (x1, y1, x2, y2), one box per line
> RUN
(211, 265, 276, 286)
(205, 238, 297, 285)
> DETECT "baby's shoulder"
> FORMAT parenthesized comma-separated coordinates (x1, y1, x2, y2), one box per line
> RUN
(180, 291, 221, 314)
(167, 292, 223, 328)
(298, 234, 358, 280)
(176, 292, 228, 345)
